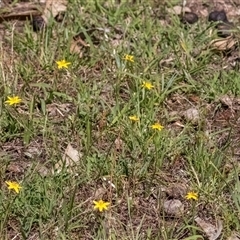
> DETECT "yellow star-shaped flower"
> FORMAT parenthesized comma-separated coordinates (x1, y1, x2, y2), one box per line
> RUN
(93, 200, 110, 212)
(142, 81, 154, 90)
(56, 60, 71, 69)
(123, 54, 134, 62)
(5, 96, 22, 105)
(151, 123, 164, 131)
(6, 181, 22, 194)
(129, 115, 140, 121)
(185, 191, 198, 200)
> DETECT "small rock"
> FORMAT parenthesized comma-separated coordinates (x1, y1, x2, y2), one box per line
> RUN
(208, 10, 228, 22)
(163, 199, 184, 217)
(183, 107, 200, 123)
(181, 12, 199, 24)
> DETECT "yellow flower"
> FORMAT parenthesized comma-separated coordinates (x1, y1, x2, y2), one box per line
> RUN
(151, 123, 164, 131)
(123, 54, 134, 62)
(142, 81, 154, 90)
(5, 96, 22, 105)
(185, 191, 198, 200)
(93, 200, 110, 212)
(6, 181, 22, 194)
(129, 115, 140, 121)
(56, 60, 71, 69)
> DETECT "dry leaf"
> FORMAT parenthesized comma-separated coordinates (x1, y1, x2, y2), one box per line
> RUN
(209, 35, 237, 51)
(195, 217, 223, 240)
(70, 40, 83, 57)
(172, 121, 185, 128)
(54, 143, 82, 173)
(73, 34, 90, 47)
(7, 161, 28, 174)
(42, 0, 67, 23)
(47, 103, 71, 117)
(62, 143, 80, 163)
(93, 187, 107, 199)
(219, 95, 234, 108)
(167, 6, 191, 15)
(70, 32, 91, 56)
(70, 38, 90, 57)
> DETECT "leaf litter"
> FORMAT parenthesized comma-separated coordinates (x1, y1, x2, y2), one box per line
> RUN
(54, 143, 82, 174)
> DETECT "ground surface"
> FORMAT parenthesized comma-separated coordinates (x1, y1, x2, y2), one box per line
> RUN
(1, 0, 240, 239)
